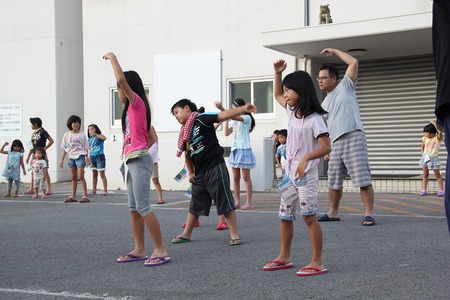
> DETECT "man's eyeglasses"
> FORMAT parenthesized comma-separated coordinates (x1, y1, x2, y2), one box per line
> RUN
(316, 76, 332, 82)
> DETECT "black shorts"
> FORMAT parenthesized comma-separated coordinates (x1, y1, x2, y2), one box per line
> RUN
(190, 163, 236, 216)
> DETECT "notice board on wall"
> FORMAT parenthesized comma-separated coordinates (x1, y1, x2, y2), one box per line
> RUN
(154, 50, 222, 132)
(0, 103, 22, 137)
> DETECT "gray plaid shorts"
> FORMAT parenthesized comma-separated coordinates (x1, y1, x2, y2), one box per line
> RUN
(328, 131, 372, 189)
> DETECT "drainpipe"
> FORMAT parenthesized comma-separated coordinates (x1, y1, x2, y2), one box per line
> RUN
(304, 0, 309, 26)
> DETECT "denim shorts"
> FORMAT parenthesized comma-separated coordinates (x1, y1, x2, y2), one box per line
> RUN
(68, 155, 86, 168)
(90, 154, 106, 171)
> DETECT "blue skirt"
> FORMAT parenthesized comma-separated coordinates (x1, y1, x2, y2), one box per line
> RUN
(229, 149, 256, 169)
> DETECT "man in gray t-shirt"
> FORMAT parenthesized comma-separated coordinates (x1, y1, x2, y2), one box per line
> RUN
(317, 48, 375, 226)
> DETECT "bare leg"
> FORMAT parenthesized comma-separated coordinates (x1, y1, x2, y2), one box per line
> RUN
(224, 210, 240, 240)
(326, 188, 342, 218)
(422, 167, 429, 191)
(92, 169, 98, 194)
(175, 212, 199, 240)
(45, 173, 52, 194)
(300, 215, 325, 273)
(241, 168, 253, 208)
(142, 212, 168, 259)
(99, 170, 108, 194)
(70, 167, 77, 198)
(29, 171, 34, 191)
(232, 168, 241, 207)
(27, 172, 34, 193)
(361, 185, 374, 217)
(434, 169, 444, 191)
(126, 211, 147, 257)
(152, 177, 165, 203)
(78, 167, 88, 197)
(264, 220, 293, 268)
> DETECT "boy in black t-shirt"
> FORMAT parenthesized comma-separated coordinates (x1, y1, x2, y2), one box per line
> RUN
(25, 118, 54, 195)
(170, 99, 257, 246)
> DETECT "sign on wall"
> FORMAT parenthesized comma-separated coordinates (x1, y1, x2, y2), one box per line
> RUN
(0, 103, 22, 137)
(154, 50, 222, 132)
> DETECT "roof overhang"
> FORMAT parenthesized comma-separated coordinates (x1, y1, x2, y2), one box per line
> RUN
(262, 12, 432, 63)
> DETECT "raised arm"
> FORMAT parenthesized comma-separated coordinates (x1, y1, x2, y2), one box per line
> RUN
(273, 59, 287, 108)
(0, 142, 8, 155)
(214, 101, 234, 136)
(320, 48, 359, 82)
(216, 103, 257, 123)
(103, 52, 136, 105)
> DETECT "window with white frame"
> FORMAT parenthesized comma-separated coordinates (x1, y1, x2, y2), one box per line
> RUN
(228, 78, 275, 119)
(110, 86, 150, 128)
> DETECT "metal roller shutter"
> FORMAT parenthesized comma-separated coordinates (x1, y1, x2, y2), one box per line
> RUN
(337, 55, 446, 176)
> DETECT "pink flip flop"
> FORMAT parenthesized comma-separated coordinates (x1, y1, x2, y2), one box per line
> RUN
(296, 266, 328, 277)
(263, 260, 294, 271)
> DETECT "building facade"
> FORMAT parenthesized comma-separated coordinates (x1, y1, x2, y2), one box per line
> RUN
(1, 0, 440, 192)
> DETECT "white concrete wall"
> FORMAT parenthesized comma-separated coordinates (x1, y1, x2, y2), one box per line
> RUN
(1, 0, 433, 192)
(0, 0, 83, 186)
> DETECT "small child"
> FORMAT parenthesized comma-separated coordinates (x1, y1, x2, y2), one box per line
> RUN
(60, 115, 90, 203)
(272, 129, 281, 180)
(1, 140, 26, 197)
(88, 124, 108, 195)
(31, 147, 49, 199)
(419, 121, 444, 196)
(275, 129, 287, 179)
(25, 117, 54, 195)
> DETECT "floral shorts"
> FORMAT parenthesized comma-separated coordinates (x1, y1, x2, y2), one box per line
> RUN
(278, 167, 319, 221)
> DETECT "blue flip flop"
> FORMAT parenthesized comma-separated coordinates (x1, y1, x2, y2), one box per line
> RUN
(317, 214, 341, 222)
(362, 216, 376, 226)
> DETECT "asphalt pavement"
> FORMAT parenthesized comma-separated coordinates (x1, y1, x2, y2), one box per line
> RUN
(0, 182, 449, 300)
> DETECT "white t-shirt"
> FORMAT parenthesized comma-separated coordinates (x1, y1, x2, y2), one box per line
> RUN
(285, 109, 328, 180)
(31, 159, 47, 180)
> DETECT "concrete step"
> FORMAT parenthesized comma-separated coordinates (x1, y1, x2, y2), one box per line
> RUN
(268, 177, 443, 194)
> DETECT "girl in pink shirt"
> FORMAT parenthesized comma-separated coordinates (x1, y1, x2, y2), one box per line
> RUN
(60, 115, 90, 203)
(103, 52, 170, 267)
